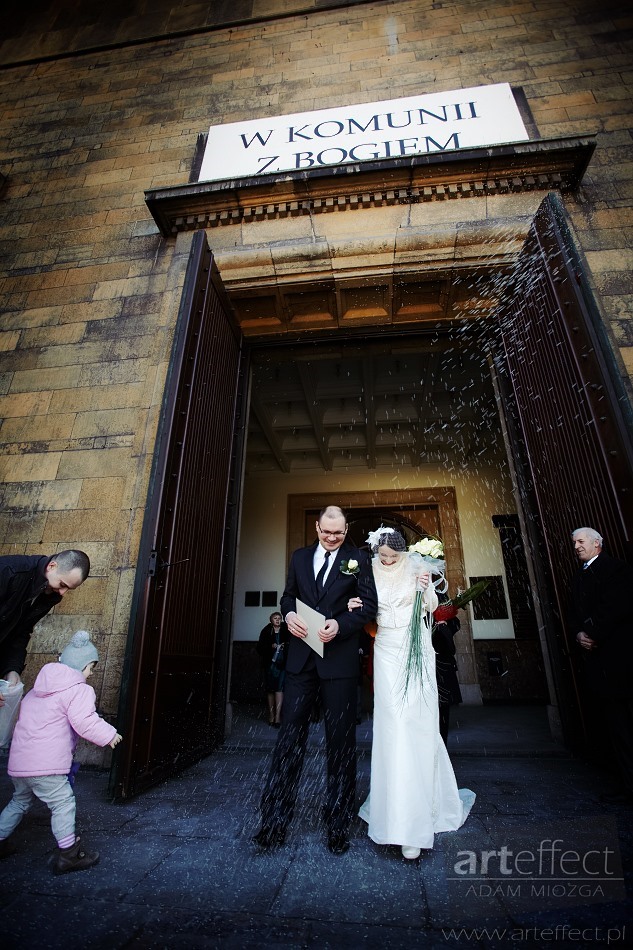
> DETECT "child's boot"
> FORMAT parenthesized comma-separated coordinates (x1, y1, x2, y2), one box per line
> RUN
(53, 836, 99, 874)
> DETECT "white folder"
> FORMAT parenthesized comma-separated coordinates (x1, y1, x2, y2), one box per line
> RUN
(295, 598, 326, 657)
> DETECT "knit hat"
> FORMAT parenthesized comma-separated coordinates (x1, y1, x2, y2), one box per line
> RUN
(59, 630, 99, 672)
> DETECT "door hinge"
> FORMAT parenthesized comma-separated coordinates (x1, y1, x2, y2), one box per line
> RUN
(148, 550, 190, 576)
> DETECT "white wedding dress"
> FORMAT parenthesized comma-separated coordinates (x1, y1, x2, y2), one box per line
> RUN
(359, 555, 475, 850)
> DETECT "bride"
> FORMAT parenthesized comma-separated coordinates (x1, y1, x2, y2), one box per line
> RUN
(350, 527, 475, 859)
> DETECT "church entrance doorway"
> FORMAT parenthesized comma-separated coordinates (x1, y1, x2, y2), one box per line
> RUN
(114, 194, 633, 798)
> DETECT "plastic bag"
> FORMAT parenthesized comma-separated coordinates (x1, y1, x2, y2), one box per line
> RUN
(0, 679, 24, 748)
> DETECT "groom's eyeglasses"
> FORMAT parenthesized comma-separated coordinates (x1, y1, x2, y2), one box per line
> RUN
(317, 525, 347, 540)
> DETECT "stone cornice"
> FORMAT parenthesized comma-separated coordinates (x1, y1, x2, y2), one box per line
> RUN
(145, 135, 596, 238)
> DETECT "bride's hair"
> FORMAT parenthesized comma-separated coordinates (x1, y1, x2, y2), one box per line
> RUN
(366, 525, 408, 552)
(376, 529, 407, 552)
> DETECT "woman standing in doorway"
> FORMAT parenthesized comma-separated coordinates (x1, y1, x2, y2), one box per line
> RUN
(349, 528, 474, 858)
(257, 612, 290, 727)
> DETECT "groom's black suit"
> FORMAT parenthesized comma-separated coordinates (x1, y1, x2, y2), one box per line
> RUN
(260, 539, 377, 838)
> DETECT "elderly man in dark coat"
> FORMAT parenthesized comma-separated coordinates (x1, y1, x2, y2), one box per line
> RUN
(570, 527, 633, 805)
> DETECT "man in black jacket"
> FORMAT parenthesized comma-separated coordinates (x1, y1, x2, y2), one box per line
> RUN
(432, 602, 462, 746)
(254, 506, 377, 854)
(570, 527, 633, 804)
(0, 551, 90, 704)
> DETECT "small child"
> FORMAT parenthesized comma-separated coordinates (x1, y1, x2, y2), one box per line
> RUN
(0, 630, 122, 873)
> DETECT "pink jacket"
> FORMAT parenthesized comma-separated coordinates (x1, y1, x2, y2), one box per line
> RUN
(8, 662, 117, 777)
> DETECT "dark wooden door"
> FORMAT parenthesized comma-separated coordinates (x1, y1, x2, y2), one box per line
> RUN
(493, 193, 633, 743)
(111, 231, 247, 798)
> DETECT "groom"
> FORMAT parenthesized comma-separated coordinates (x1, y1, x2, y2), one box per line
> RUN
(253, 505, 377, 854)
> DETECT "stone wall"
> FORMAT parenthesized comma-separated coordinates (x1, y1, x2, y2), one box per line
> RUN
(1, 1, 372, 66)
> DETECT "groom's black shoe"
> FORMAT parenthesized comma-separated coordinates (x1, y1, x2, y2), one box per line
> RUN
(252, 827, 286, 849)
(327, 832, 350, 855)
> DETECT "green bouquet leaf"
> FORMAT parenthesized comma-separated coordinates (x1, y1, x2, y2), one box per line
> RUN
(450, 579, 490, 609)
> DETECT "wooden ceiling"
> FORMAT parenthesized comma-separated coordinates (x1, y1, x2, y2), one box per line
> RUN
(246, 336, 504, 473)
(227, 272, 501, 336)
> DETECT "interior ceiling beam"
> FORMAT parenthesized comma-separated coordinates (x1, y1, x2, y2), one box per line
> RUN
(413, 353, 439, 461)
(296, 362, 333, 472)
(250, 393, 290, 474)
(362, 356, 377, 470)
(251, 335, 467, 366)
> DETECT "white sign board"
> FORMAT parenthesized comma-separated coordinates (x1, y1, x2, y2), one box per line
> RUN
(198, 83, 529, 183)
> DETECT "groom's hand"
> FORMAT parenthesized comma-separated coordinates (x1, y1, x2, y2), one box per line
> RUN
(286, 611, 308, 638)
(319, 619, 339, 642)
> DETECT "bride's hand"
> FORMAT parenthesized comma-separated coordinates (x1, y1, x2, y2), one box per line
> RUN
(416, 571, 431, 590)
(348, 596, 363, 612)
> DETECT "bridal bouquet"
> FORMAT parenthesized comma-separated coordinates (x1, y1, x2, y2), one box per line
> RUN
(403, 537, 447, 698)
(408, 537, 444, 561)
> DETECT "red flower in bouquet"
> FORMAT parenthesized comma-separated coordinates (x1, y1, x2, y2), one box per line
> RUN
(433, 603, 459, 623)
(432, 579, 491, 626)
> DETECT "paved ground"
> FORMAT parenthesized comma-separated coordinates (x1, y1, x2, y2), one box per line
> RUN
(1, 704, 631, 949)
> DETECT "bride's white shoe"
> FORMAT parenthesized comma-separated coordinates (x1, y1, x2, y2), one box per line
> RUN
(401, 846, 421, 859)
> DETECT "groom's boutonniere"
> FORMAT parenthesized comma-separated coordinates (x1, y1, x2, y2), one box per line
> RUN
(340, 558, 360, 577)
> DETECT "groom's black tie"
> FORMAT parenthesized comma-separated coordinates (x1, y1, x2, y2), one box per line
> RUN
(316, 550, 331, 594)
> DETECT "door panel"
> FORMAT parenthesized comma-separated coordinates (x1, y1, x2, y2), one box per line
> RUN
(494, 193, 633, 742)
(111, 231, 244, 798)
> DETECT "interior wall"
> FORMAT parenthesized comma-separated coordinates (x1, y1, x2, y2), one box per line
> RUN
(234, 463, 517, 644)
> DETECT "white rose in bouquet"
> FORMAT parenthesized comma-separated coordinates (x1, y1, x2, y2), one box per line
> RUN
(408, 538, 444, 559)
